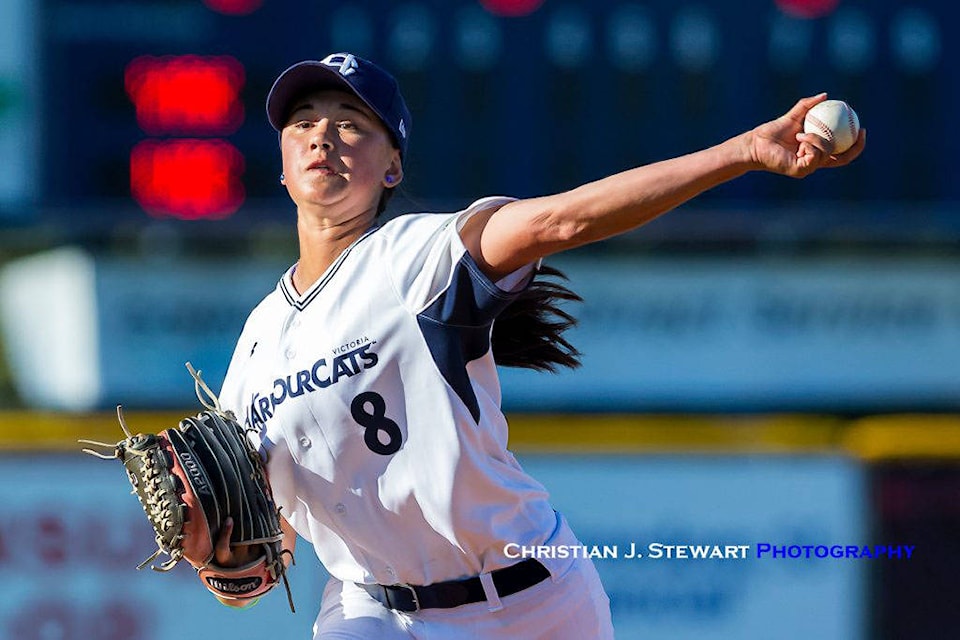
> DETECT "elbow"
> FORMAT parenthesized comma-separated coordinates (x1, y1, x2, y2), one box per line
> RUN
(534, 206, 589, 252)
(552, 217, 588, 248)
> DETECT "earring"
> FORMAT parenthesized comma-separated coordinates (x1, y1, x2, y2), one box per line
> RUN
(385, 175, 394, 184)
(280, 173, 285, 182)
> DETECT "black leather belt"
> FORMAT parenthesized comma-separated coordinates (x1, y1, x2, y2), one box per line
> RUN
(359, 558, 551, 612)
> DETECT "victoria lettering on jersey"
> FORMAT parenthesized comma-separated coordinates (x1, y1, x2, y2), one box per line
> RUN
(245, 338, 379, 431)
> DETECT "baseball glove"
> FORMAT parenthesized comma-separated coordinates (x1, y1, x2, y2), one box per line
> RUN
(82, 363, 294, 611)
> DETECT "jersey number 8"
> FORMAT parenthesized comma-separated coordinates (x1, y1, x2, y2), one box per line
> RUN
(350, 391, 403, 455)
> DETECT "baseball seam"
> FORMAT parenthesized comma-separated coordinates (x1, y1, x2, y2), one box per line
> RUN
(846, 106, 857, 143)
(806, 114, 834, 143)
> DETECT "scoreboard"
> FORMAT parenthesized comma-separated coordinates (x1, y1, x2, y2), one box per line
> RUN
(34, 0, 960, 226)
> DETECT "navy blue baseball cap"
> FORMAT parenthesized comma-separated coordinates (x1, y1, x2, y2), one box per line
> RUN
(266, 53, 411, 158)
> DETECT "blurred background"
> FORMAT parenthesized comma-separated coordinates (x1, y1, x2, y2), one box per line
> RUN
(1, 0, 958, 638)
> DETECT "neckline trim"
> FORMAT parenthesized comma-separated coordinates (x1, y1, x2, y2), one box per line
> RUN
(279, 226, 380, 311)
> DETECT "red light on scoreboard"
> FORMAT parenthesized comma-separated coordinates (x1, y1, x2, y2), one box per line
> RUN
(125, 55, 245, 136)
(130, 139, 245, 220)
(775, 0, 840, 19)
(203, 0, 263, 15)
(479, 0, 545, 17)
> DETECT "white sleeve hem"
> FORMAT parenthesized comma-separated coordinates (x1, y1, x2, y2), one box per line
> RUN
(453, 196, 537, 293)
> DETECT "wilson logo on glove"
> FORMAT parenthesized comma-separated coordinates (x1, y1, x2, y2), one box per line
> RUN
(206, 576, 264, 593)
(81, 363, 296, 612)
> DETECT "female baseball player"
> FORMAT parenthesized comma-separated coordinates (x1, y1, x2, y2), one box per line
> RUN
(208, 52, 864, 638)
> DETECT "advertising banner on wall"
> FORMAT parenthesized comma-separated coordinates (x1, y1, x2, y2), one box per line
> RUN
(0, 454, 326, 640)
(523, 454, 868, 640)
(0, 249, 286, 410)
(5, 250, 960, 411)
(500, 255, 960, 411)
(0, 452, 867, 639)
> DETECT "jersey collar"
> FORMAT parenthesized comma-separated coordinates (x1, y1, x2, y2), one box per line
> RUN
(280, 225, 380, 311)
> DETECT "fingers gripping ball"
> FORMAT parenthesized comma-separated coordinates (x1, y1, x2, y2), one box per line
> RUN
(803, 99, 860, 154)
(80, 363, 295, 612)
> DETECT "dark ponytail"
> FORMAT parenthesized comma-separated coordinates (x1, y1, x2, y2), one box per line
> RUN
(491, 264, 582, 371)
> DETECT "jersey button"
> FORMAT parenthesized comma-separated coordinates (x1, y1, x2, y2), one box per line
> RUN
(334, 503, 346, 514)
(285, 349, 297, 359)
(299, 436, 311, 449)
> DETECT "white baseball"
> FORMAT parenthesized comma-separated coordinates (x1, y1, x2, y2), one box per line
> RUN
(803, 99, 860, 154)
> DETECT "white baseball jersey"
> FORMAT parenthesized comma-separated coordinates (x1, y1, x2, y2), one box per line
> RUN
(218, 196, 570, 588)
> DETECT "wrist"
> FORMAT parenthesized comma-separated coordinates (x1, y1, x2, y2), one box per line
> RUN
(729, 131, 759, 173)
(705, 134, 755, 182)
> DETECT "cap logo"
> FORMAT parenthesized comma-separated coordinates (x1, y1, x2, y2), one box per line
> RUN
(320, 53, 358, 77)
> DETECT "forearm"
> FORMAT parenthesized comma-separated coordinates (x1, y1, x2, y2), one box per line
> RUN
(472, 134, 754, 278)
(534, 133, 754, 249)
(468, 94, 862, 281)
